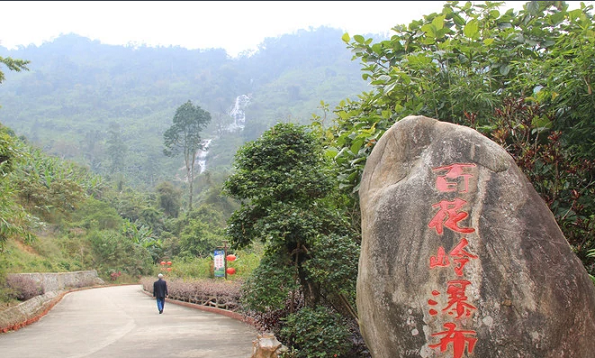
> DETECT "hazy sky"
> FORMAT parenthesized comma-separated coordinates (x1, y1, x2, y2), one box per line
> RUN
(1, 1, 593, 57)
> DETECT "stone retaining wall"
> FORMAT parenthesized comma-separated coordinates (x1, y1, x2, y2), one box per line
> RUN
(1, 270, 104, 333)
(8, 270, 104, 293)
(0, 292, 63, 333)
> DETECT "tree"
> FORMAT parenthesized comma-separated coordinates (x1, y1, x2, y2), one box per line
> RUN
(156, 181, 181, 218)
(1, 54, 34, 250)
(178, 207, 223, 257)
(106, 123, 127, 174)
(223, 123, 359, 354)
(1, 54, 29, 172)
(163, 101, 211, 211)
(0, 125, 32, 251)
(326, 1, 595, 271)
(0, 56, 29, 85)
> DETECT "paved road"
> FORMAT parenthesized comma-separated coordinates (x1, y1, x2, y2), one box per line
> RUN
(0, 285, 258, 358)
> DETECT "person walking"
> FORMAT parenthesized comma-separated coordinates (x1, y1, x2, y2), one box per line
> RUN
(153, 273, 168, 314)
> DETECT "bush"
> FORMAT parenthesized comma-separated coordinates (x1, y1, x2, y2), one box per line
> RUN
(89, 229, 153, 277)
(162, 256, 213, 279)
(6, 275, 44, 301)
(155, 251, 261, 280)
(140, 276, 243, 311)
(280, 306, 351, 358)
(240, 254, 299, 312)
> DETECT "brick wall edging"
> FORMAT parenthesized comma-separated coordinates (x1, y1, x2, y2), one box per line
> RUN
(0, 290, 67, 333)
(141, 289, 258, 328)
(1, 270, 105, 334)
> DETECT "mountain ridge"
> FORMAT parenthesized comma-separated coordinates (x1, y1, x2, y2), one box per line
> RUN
(0, 27, 374, 188)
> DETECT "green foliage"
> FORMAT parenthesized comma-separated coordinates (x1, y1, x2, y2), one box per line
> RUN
(160, 250, 261, 280)
(194, 174, 240, 219)
(0, 28, 368, 190)
(72, 197, 123, 230)
(0, 55, 29, 84)
(106, 122, 127, 174)
(156, 181, 181, 218)
(279, 306, 351, 358)
(225, 122, 362, 353)
(483, 97, 595, 267)
(224, 122, 334, 248)
(166, 204, 228, 258)
(0, 124, 22, 176)
(0, 237, 74, 273)
(121, 219, 163, 264)
(241, 254, 299, 312)
(330, 1, 595, 272)
(178, 216, 222, 258)
(1, 56, 29, 249)
(163, 100, 212, 158)
(164, 100, 211, 210)
(0, 269, 16, 305)
(88, 229, 152, 277)
(13, 147, 87, 223)
(304, 233, 360, 306)
(0, 126, 36, 249)
(163, 256, 213, 279)
(108, 188, 153, 224)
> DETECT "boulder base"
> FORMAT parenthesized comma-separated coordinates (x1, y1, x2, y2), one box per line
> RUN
(251, 332, 282, 358)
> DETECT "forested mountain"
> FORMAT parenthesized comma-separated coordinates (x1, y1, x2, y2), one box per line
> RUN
(0, 27, 372, 188)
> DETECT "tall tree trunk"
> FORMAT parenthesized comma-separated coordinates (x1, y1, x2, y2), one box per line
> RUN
(188, 153, 194, 211)
(187, 147, 200, 211)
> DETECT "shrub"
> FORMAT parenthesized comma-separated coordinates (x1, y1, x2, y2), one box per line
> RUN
(140, 276, 243, 311)
(155, 251, 260, 280)
(6, 275, 44, 301)
(279, 306, 351, 358)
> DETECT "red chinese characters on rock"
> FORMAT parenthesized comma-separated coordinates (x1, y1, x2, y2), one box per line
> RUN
(426, 163, 479, 358)
(433, 164, 476, 193)
(429, 322, 477, 358)
(443, 280, 476, 318)
(427, 280, 477, 318)
(430, 238, 478, 276)
(428, 198, 475, 235)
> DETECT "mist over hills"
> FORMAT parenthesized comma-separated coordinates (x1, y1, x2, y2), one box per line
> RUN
(0, 27, 373, 188)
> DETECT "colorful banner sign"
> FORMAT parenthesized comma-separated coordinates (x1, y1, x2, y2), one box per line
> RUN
(214, 249, 225, 277)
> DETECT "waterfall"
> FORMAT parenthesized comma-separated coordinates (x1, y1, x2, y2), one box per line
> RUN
(196, 138, 212, 174)
(227, 94, 250, 132)
(189, 95, 250, 175)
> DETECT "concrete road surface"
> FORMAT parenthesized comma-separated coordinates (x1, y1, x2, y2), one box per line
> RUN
(0, 285, 258, 358)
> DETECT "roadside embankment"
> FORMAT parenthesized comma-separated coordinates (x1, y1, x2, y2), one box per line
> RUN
(0, 270, 104, 333)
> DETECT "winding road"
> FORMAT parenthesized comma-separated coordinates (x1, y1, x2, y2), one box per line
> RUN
(0, 285, 258, 358)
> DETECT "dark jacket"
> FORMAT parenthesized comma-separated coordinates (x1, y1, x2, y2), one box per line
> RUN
(153, 278, 168, 299)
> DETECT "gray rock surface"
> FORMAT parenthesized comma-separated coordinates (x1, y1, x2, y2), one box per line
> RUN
(358, 115, 595, 357)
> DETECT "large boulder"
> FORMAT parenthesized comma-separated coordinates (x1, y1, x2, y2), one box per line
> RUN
(357, 115, 595, 357)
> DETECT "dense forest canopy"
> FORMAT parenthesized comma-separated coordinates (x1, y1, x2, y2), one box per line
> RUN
(0, 27, 372, 189)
